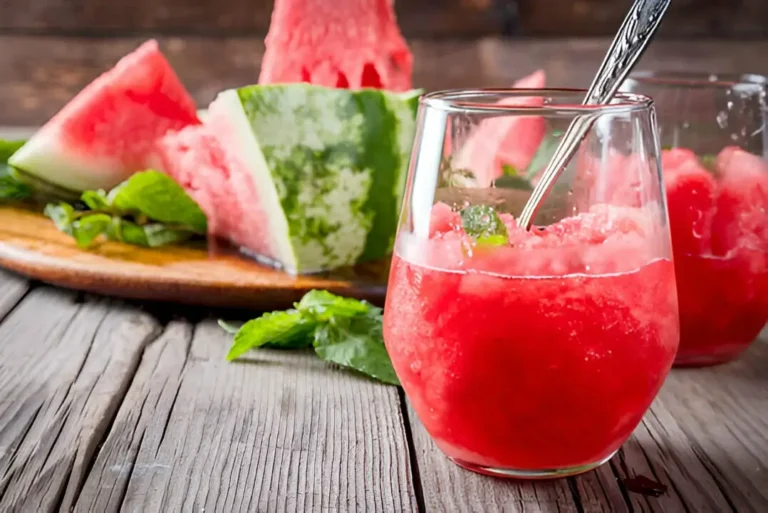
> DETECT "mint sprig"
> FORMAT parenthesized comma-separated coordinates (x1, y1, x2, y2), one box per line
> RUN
(220, 290, 399, 385)
(460, 204, 509, 247)
(0, 139, 32, 201)
(45, 170, 207, 248)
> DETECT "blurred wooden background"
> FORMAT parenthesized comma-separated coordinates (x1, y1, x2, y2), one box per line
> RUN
(1, 0, 767, 125)
(2, 0, 767, 38)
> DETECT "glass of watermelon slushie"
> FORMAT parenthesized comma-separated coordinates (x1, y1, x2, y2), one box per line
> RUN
(622, 72, 768, 366)
(383, 89, 680, 478)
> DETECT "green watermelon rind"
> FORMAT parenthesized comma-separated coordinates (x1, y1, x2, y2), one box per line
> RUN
(220, 84, 420, 274)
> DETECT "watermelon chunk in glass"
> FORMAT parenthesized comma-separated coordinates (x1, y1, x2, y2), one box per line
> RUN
(710, 146, 768, 256)
(9, 40, 200, 192)
(661, 148, 717, 257)
(454, 70, 547, 187)
(258, 0, 413, 91)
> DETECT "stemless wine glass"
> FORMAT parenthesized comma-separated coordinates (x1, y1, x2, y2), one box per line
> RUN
(622, 72, 768, 366)
(382, 89, 680, 479)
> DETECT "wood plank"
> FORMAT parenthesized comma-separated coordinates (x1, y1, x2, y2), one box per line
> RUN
(0, 288, 160, 512)
(0, 269, 29, 319)
(406, 403, 584, 512)
(0, 0, 766, 38)
(407, 340, 768, 512)
(2, 36, 768, 126)
(75, 320, 417, 512)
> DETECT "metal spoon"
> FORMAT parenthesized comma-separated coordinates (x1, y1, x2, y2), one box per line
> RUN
(517, 0, 672, 230)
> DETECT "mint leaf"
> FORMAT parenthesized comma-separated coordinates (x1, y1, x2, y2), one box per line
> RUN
(226, 310, 315, 361)
(700, 154, 718, 174)
(219, 289, 400, 385)
(0, 139, 24, 162)
(72, 213, 112, 247)
(109, 218, 150, 247)
(108, 170, 207, 233)
(313, 309, 399, 385)
(44, 202, 76, 234)
(296, 289, 371, 321)
(45, 170, 207, 249)
(142, 224, 196, 247)
(460, 205, 509, 246)
(493, 163, 533, 190)
(81, 190, 110, 210)
(502, 164, 518, 176)
(1, 139, 32, 201)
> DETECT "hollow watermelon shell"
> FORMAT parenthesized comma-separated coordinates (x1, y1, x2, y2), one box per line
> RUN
(10, 40, 200, 192)
(453, 70, 547, 187)
(258, 0, 413, 91)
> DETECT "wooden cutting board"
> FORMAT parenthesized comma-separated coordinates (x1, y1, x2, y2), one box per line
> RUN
(0, 205, 389, 309)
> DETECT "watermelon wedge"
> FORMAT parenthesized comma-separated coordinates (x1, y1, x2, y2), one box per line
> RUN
(161, 83, 419, 274)
(258, 0, 413, 91)
(10, 40, 199, 192)
(454, 70, 547, 187)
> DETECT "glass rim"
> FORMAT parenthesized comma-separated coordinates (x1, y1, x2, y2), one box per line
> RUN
(627, 70, 768, 89)
(420, 88, 654, 115)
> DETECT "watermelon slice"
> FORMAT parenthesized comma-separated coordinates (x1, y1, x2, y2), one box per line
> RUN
(258, 0, 413, 91)
(453, 70, 547, 187)
(662, 148, 717, 257)
(154, 125, 248, 246)
(172, 83, 419, 274)
(710, 146, 768, 255)
(10, 40, 199, 192)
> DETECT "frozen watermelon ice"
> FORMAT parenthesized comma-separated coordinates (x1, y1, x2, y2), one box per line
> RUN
(453, 70, 547, 187)
(710, 146, 768, 255)
(258, 0, 413, 91)
(10, 40, 199, 192)
(662, 148, 717, 257)
(171, 83, 419, 274)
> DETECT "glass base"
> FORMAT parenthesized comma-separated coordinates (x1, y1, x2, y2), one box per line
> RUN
(449, 451, 616, 479)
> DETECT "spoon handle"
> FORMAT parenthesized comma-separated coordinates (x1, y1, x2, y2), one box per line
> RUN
(517, 0, 671, 230)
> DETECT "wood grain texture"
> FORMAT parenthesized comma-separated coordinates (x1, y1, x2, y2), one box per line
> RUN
(2, 36, 768, 126)
(0, 269, 29, 319)
(406, 404, 585, 512)
(75, 320, 417, 512)
(0, 206, 389, 309)
(0, 286, 160, 512)
(407, 339, 768, 513)
(0, 0, 766, 38)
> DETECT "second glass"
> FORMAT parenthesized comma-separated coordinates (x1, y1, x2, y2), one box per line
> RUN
(382, 90, 680, 478)
(622, 72, 768, 366)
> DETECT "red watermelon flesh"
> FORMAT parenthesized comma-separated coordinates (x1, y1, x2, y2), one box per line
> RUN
(154, 125, 246, 247)
(156, 106, 278, 262)
(258, 0, 412, 91)
(662, 148, 717, 257)
(454, 70, 547, 187)
(710, 146, 768, 256)
(9, 40, 199, 192)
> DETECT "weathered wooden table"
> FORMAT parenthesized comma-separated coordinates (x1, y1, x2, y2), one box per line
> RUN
(1, 268, 767, 513)
(2, 36, 768, 512)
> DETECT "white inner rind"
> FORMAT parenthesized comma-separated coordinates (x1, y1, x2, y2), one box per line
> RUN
(9, 129, 129, 192)
(212, 89, 298, 273)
